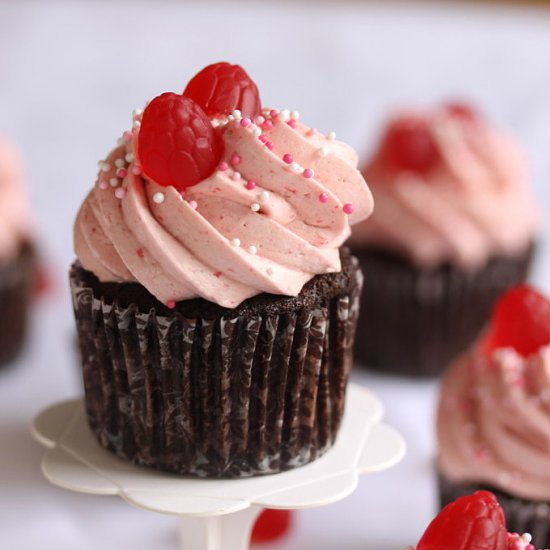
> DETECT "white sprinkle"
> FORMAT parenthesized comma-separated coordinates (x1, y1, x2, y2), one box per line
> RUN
(132, 108, 143, 118)
(109, 177, 119, 187)
(318, 146, 329, 157)
(267, 267, 274, 276)
(211, 119, 220, 128)
(97, 160, 104, 167)
(153, 192, 165, 204)
(114, 187, 126, 199)
(290, 110, 300, 120)
(231, 109, 242, 120)
(230, 238, 241, 247)
(259, 190, 270, 202)
(101, 162, 110, 172)
(231, 171, 241, 181)
(227, 114, 235, 122)
(289, 161, 303, 173)
(520, 533, 532, 543)
(125, 153, 134, 163)
(252, 127, 262, 138)
(255, 115, 265, 125)
(248, 245, 257, 255)
(279, 109, 290, 122)
(188, 200, 198, 210)
(327, 131, 336, 141)
(117, 137, 125, 146)
(132, 120, 141, 129)
(115, 158, 125, 168)
(250, 202, 261, 212)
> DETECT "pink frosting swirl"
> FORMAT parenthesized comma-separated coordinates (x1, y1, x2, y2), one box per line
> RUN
(437, 344, 550, 501)
(0, 136, 32, 263)
(351, 108, 539, 270)
(74, 110, 373, 307)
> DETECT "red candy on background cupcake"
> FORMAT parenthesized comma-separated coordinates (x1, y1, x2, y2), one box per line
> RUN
(0, 135, 37, 367)
(71, 62, 373, 477)
(408, 491, 536, 550)
(349, 103, 539, 377)
(437, 284, 550, 548)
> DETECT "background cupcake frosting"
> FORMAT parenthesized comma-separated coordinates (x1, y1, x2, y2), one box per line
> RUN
(0, 136, 32, 262)
(353, 107, 539, 270)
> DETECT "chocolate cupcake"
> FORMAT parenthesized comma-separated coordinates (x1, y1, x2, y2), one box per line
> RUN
(349, 103, 538, 377)
(0, 136, 36, 367)
(71, 62, 373, 477)
(437, 285, 550, 548)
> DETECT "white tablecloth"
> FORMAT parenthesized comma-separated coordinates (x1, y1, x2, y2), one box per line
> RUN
(0, 1, 549, 548)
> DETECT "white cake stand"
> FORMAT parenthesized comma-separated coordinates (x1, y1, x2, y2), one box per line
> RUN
(31, 383, 405, 550)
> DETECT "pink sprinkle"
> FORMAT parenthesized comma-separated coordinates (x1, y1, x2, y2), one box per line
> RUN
(343, 203, 355, 215)
(303, 168, 314, 179)
(240, 117, 251, 127)
(266, 141, 274, 150)
(189, 200, 198, 210)
(132, 165, 142, 175)
(258, 134, 269, 143)
(306, 128, 317, 137)
(231, 171, 241, 181)
(115, 187, 126, 199)
(213, 271, 223, 278)
(287, 119, 297, 129)
(255, 115, 265, 125)
(319, 192, 329, 203)
(231, 154, 241, 165)
(282, 153, 293, 164)
(99, 181, 109, 190)
(245, 180, 256, 190)
(116, 168, 128, 178)
(261, 120, 273, 131)
(218, 161, 229, 171)
(270, 109, 279, 119)
(166, 300, 176, 309)
(123, 131, 133, 142)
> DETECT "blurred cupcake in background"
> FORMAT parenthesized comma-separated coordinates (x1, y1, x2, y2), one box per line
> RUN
(437, 284, 550, 548)
(0, 135, 36, 367)
(349, 103, 539, 377)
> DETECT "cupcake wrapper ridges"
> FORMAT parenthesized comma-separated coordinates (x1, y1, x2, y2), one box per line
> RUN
(70, 258, 362, 477)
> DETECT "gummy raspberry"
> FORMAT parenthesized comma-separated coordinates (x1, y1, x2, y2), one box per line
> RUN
(137, 92, 222, 191)
(380, 115, 438, 173)
(250, 509, 293, 544)
(417, 491, 507, 550)
(444, 101, 478, 122)
(183, 62, 261, 118)
(484, 284, 550, 357)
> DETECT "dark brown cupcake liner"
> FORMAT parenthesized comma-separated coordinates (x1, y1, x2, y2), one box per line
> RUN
(70, 251, 362, 477)
(0, 242, 36, 367)
(351, 244, 534, 377)
(439, 473, 550, 548)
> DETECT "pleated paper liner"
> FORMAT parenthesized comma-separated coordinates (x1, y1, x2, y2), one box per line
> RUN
(439, 473, 550, 549)
(70, 250, 362, 477)
(352, 244, 534, 377)
(0, 242, 36, 367)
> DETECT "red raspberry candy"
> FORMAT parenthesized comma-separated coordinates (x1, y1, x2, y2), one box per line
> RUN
(183, 62, 261, 118)
(137, 93, 222, 191)
(444, 101, 479, 122)
(417, 491, 507, 550)
(484, 284, 550, 358)
(380, 114, 438, 173)
(250, 509, 293, 544)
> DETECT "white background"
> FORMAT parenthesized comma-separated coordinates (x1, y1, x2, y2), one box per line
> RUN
(0, 1, 549, 548)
